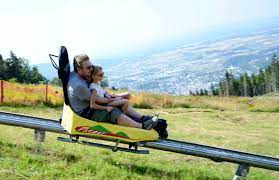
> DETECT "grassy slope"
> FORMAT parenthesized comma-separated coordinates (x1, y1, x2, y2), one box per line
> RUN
(0, 96, 279, 179)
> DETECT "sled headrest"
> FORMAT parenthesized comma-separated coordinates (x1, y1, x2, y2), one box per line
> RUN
(49, 46, 70, 105)
(58, 46, 70, 105)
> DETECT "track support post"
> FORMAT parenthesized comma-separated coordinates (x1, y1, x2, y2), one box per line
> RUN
(34, 129, 46, 154)
(233, 164, 250, 180)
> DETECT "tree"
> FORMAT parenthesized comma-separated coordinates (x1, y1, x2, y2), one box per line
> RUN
(195, 89, 199, 96)
(251, 73, 258, 96)
(243, 73, 249, 96)
(199, 89, 204, 96)
(5, 51, 23, 80)
(211, 54, 278, 97)
(258, 69, 266, 95)
(210, 83, 219, 96)
(204, 89, 208, 96)
(18, 58, 31, 83)
(0, 54, 7, 79)
(50, 77, 62, 86)
(224, 70, 235, 96)
(264, 68, 271, 93)
(29, 66, 46, 84)
(219, 81, 225, 96)
(1, 51, 46, 84)
(271, 54, 279, 93)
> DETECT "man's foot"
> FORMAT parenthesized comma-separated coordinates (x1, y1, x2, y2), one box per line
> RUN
(142, 116, 158, 130)
(153, 119, 168, 138)
(159, 129, 168, 139)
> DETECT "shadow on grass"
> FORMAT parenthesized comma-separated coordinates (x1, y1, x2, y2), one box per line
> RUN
(250, 108, 279, 113)
(0, 140, 81, 164)
(106, 158, 220, 179)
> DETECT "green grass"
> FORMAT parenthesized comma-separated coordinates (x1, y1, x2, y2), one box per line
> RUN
(0, 100, 279, 179)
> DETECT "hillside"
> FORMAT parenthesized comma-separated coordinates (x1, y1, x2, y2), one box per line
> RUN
(0, 95, 278, 179)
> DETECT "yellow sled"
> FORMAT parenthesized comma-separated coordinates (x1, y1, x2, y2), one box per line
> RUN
(61, 104, 159, 143)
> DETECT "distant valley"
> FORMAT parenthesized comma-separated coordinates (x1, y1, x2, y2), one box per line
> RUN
(37, 18, 279, 95)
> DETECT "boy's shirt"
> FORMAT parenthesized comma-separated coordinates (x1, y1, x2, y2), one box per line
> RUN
(89, 82, 105, 97)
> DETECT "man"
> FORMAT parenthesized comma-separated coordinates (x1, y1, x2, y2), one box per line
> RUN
(67, 54, 158, 130)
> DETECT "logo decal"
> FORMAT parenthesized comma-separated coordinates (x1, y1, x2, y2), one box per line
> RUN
(75, 125, 135, 140)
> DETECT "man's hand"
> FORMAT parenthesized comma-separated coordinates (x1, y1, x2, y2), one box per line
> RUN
(111, 94, 117, 98)
(105, 93, 112, 99)
(106, 106, 114, 112)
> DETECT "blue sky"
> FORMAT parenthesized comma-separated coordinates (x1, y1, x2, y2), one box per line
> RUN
(0, 0, 278, 64)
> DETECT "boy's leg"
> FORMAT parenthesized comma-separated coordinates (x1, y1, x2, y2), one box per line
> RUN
(121, 103, 129, 114)
(114, 92, 131, 99)
(116, 113, 158, 130)
(107, 99, 128, 107)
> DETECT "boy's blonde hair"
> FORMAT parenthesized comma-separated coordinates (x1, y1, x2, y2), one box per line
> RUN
(73, 54, 90, 72)
(92, 65, 103, 75)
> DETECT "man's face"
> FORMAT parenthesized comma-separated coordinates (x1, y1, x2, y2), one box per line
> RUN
(78, 60, 93, 79)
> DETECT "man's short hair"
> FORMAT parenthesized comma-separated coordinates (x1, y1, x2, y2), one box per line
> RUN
(73, 54, 90, 72)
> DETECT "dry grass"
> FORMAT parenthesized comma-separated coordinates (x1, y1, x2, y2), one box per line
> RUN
(128, 91, 279, 112)
(1, 81, 279, 113)
(1, 81, 63, 106)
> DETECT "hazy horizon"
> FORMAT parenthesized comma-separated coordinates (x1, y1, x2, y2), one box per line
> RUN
(0, 0, 279, 64)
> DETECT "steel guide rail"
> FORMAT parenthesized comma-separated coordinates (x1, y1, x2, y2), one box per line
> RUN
(143, 139, 279, 171)
(0, 111, 65, 134)
(0, 111, 278, 176)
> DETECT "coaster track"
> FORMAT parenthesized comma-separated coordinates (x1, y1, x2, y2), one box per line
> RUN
(0, 111, 278, 178)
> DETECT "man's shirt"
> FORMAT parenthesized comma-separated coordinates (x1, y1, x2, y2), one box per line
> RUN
(67, 71, 91, 113)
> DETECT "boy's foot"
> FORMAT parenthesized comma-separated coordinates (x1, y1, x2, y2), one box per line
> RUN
(141, 114, 160, 123)
(140, 115, 152, 122)
(142, 116, 158, 130)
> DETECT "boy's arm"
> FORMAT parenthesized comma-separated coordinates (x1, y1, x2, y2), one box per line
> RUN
(90, 90, 113, 111)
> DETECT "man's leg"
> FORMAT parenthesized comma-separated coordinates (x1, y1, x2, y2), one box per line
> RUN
(117, 114, 142, 128)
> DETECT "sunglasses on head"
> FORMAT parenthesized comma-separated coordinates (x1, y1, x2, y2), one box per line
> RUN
(84, 65, 93, 70)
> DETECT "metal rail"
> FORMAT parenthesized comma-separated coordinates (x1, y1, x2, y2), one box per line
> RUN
(0, 111, 278, 178)
(0, 111, 65, 134)
(143, 139, 279, 171)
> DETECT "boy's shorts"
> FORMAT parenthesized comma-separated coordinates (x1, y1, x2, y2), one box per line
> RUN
(78, 107, 122, 124)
